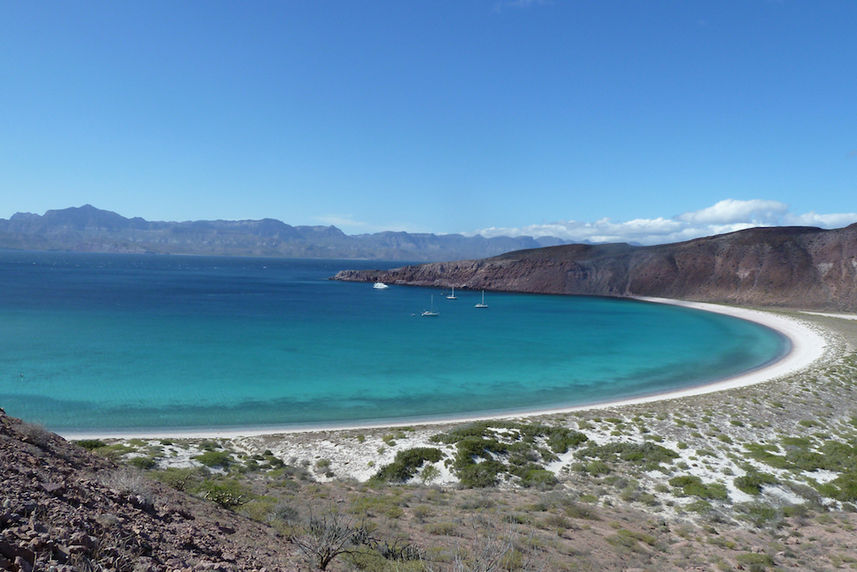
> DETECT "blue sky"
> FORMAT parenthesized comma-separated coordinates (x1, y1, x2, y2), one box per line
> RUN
(2, 1, 855, 244)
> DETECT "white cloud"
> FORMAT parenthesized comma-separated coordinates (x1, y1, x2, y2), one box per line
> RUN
(474, 199, 857, 246)
(677, 199, 788, 225)
(785, 211, 857, 228)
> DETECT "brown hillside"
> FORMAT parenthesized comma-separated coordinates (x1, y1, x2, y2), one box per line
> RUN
(0, 409, 295, 571)
(334, 224, 857, 310)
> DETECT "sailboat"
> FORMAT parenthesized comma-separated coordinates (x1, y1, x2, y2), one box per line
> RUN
(474, 290, 488, 308)
(421, 295, 439, 317)
(446, 286, 457, 300)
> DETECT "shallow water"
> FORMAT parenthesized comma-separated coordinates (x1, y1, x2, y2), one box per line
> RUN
(0, 251, 787, 432)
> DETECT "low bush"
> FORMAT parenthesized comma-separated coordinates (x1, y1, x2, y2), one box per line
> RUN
(734, 469, 779, 495)
(128, 455, 157, 470)
(75, 439, 107, 451)
(197, 478, 250, 508)
(372, 447, 443, 483)
(735, 502, 781, 528)
(578, 442, 678, 471)
(669, 475, 728, 500)
(194, 450, 232, 468)
(149, 467, 201, 491)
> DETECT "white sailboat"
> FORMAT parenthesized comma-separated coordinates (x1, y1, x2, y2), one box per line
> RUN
(474, 290, 488, 308)
(446, 286, 457, 300)
(421, 295, 439, 317)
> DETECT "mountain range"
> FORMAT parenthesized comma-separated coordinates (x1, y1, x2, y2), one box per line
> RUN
(0, 205, 565, 261)
(334, 223, 857, 311)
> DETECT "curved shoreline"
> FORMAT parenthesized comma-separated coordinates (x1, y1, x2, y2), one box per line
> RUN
(59, 298, 832, 440)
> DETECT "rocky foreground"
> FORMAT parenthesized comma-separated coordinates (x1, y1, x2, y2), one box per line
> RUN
(0, 409, 295, 571)
(334, 223, 857, 311)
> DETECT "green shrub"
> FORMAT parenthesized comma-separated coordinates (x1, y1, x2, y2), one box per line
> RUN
(194, 450, 232, 468)
(584, 459, 611, 476)
(75, 439, 107, 451)
(518, 467, 557, 488)
(745, 443, 789, 469)
(94, 443, 137, 460)
(734, 470, 778, 495)
(411, 505, 432, 521)
(428, 420, 587, 487)
(669, 475, 728, 500)
(372, 447, 443, 482)
(577, 442, 678, 471)
(824, 471, 857, 502)
(736, 502, 780, 527)
(128, 456, 156, 470)
(314, 458, 331, 470)
(544, 426, 588, 453)
(686, 499, 714, 513)
(197, 479, 250, 508)
(420, 464, 440, 484)
(148, 467, 201, 491)
(457, 459, 505, 488)
(426, 522, 461, 536)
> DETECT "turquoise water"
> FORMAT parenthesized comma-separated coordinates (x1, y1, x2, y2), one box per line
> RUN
(0, 251, 787, 433)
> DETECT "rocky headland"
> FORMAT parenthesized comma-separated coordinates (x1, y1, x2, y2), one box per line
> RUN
(334, 223, 857, 311)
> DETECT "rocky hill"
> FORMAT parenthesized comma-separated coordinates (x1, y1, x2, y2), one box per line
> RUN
(334, 223, 857, 311)
(0, 408, 295, 571)
(0, 205, 564, 261)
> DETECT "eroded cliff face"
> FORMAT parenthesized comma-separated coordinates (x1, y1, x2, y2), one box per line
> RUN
(334, 224, 857, 311)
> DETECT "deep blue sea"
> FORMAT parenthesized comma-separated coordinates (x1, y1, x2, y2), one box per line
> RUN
(0, 251, 787, 433)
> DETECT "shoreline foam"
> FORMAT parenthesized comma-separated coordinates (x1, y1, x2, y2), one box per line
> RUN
(60, 298, 831, 440)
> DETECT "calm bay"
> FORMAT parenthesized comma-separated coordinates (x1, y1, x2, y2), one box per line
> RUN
(0, 251, 787, 432)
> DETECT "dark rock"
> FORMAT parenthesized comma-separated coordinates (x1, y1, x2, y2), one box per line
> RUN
(40, 482, 64, 496)
(0, 541, 34, 566)
(0, 410, 297, 569)
(14, 556, 33, 572)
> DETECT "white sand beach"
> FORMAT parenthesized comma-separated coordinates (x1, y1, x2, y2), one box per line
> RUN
(61, 298, 832, 441)
(801, 310, 857, 321)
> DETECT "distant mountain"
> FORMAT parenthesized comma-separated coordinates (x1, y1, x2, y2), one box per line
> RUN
(0, 205, 566, 261)
(334, 223, 857, 311)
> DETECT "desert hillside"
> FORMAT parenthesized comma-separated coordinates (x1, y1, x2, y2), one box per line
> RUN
(0, 409, 295, 571)
(334, 224, 857, 311)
